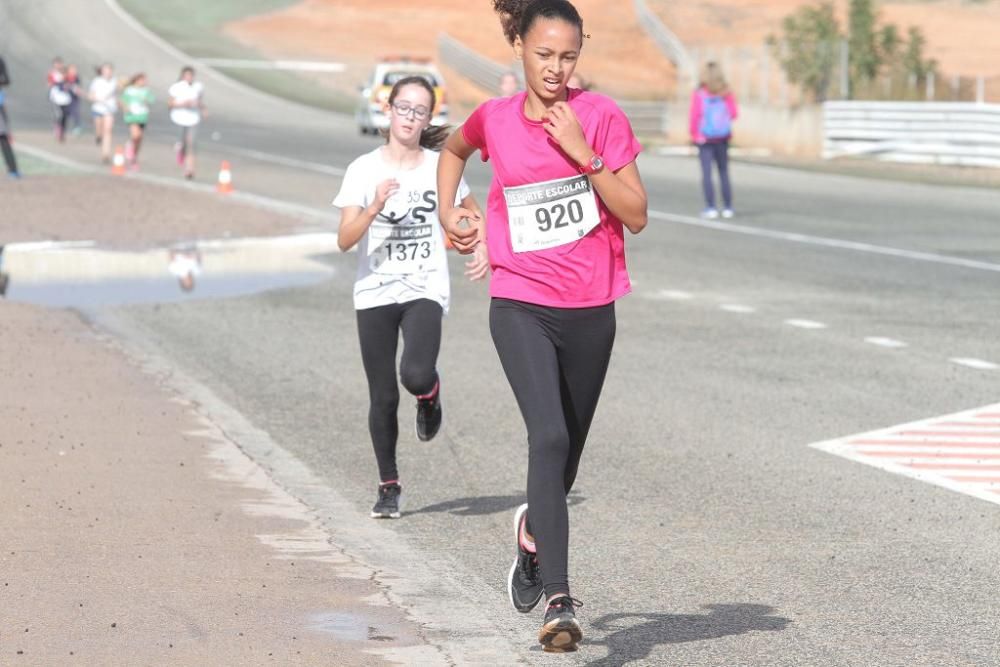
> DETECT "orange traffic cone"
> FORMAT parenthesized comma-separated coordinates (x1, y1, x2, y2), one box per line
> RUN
(111, 147, 126, 176)
(216, 160, 233, 194)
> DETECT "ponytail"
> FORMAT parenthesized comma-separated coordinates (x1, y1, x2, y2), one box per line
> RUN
(418, 125, 450, 151)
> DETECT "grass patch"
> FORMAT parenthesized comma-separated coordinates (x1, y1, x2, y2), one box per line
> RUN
(116, 0, 353, 113)
(16, 153, 80, 176)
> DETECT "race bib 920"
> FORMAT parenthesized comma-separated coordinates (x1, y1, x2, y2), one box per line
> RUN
(504, 174, 601, 253)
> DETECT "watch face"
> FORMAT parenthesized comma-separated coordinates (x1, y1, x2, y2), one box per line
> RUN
(591, 156, 604, 171)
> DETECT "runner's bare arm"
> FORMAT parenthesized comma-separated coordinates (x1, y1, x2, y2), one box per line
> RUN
(438, 130, 481, 254)
(587, 161, 648, 234)
(459, 193, 489, 279)
(336, 178, 399, 252)
(542, 103, 648, 234)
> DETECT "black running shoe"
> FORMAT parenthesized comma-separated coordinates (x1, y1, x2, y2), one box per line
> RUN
(370, 482, 402, 519)
(508, 503, 543, 612)
(538, 596, 583, 653)
(415, 385, 442, 442)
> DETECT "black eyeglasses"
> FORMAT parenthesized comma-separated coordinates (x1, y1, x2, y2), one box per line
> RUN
(391, 103, 431, 120)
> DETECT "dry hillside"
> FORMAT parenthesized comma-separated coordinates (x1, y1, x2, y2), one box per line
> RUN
(224, 0, 678, 105)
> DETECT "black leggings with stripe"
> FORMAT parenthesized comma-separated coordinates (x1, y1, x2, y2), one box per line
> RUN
(357, 298, 442, 483)
(489, 297, 616, 598)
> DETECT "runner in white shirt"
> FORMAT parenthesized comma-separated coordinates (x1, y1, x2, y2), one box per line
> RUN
(167, 66, 204, 180)
(333, 75, 488, 520)
(87, 63, 118, 163)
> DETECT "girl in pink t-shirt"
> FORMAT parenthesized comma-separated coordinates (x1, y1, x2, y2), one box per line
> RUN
(437, 0, 648, 652)
(689, 61, 739, 219)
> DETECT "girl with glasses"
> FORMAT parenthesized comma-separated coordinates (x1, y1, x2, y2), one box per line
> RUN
(334, 76, 488, 520)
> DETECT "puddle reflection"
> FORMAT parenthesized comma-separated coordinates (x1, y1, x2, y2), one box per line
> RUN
(0, 234, 338, 308)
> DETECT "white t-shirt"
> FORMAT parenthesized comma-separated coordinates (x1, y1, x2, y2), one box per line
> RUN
(168, 252, 202, 278)
(332, 147, 470, 313)
(168, 80, 203, 127)
(89, 76, 118, 115)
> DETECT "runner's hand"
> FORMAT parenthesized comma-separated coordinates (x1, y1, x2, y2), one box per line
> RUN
(441, 206, 481, 255)
(542, 102, 590, 166)
(464, 242, 490, 281)
(371, 178, 400, 214)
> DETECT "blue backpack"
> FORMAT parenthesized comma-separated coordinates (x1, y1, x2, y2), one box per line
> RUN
(700, 94, 732, 139)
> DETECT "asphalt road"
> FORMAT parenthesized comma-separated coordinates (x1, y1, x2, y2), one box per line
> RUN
(4, 1, 1000, 665)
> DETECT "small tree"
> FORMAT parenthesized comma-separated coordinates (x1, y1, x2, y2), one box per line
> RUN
(848, 0, 880, 96)
(901, 26, 937, 84)
(878, 24, 901, 66)
(769, 1, 840, 102)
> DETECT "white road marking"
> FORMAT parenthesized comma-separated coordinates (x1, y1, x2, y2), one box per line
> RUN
(810, 402, 1000, 507)
(719, 304, 756, 314)
(857, 446, 1000, 455)
(785, 319, 828, 330)
(950, 358, 999, 371)
(4, 240, 97, 252)
(641, 289, 694, 301)
(197, 58, 346, 73)
(220, 145, 346, 176)
(647, 210, 1000, 274)
(864, 337, 909, 349)
(18, 143, 335, 224)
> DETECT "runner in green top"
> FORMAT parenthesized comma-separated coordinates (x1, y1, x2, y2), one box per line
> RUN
(120, 72, 154, 170)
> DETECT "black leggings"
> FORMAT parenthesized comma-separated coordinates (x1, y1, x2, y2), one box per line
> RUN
(698, 140, 732, 209)
(0, 134, 15, 175)
(357, 299, 442, 483)
(489, 298, 616, 598)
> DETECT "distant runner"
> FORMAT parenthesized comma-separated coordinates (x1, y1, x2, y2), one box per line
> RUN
(333, 75, 487, 520)
(0, 54, 20, 178)
(121, 73, 154, 170)
(168, 66, 204, 180)
(438, 0, 648, 653)
(65, 64, 84, 136)
(47, 58, 73, 143)
(88, 63, 118, 163)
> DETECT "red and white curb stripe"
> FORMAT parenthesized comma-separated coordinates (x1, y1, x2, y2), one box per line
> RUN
(809, 403, 1000, 506)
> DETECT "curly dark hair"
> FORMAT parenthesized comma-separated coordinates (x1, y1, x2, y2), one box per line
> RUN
(492, 0, 584, 46)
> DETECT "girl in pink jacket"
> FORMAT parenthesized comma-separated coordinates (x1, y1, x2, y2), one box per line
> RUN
(689, 62, 739, 219)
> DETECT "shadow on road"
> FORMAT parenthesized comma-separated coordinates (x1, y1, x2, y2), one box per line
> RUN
(409, 491, 585, 517)
(581, 603, 792, 667)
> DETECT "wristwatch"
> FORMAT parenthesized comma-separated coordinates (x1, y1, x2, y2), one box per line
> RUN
(580, 154, 605, 175)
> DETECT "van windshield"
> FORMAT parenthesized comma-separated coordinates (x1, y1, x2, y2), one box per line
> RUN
(382, 71, 439, 87)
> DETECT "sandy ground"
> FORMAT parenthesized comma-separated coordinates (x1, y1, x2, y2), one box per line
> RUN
(0, 174, 308, 249)
(0, 177, 424, 665)
(223, 0, 677, 103)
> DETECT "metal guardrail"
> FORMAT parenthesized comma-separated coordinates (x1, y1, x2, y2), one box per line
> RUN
(823, 101, 1000, 168)
(438, 33, 514, 93)
(437, 33, 668, 137)
(633, 0, 690, 73)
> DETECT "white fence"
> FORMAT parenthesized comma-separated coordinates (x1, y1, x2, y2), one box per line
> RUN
(823, 101, 1000, 168)
(437, 32, 668, 137)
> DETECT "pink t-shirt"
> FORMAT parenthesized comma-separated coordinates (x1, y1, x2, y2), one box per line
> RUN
(462, 89, 642, 308)
(688, 87, 739, 144)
